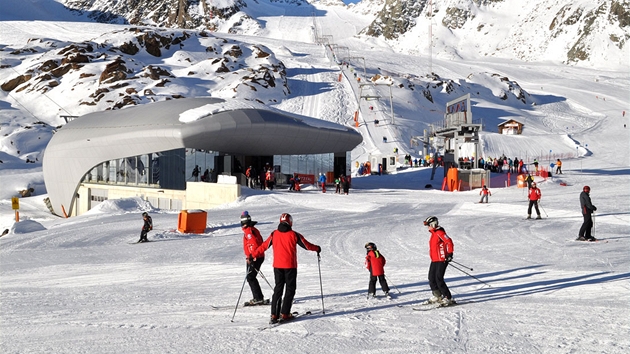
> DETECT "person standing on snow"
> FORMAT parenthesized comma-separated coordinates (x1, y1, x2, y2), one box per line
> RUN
(138, 212, 152, 243)
(318, 173, 327, 193)
(341, 175, 350, 195)
(527, 182, 542, 219)
(555, 159, 563, 175)
(525, 174, 534, 190)
(423, 216, 455, 306)
(241, 211, 266, 305)
(364, 242, 390, 298)
(577, 186, 597, 241)
(479, 185, 491, 203)
(252, 213, 321, 324)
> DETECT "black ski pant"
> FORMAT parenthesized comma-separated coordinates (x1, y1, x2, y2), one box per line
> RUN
(247, 258, 265, 301)
(139, 229, 149, 242)
(368, 274, 390, 294)
(528, 200, 541, 216)
(428, 261, 452, 299)
(579, 213, 593, 238)
(272, 268, 297, 317)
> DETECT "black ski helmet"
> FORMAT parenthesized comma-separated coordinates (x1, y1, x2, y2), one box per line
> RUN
(240, 211, 251, 226)
(365, 242, 377, 251)
(142, 212, 148, 217)
(424, 216, 439, 228)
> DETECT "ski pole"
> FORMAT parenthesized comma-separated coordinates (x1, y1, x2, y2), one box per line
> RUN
(253, 267, 274, 291)
(231, 265, 250, 322)
(317, 253, 325, 314)
(384, 275, 402, 294)
(538, 201, 548, 218)
(449, 263, 493, 288)
(451, 260, 473, 271)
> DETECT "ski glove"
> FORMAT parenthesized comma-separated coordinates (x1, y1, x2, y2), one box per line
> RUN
(592, 206, 597, 211)
(445, 253, 453, 263)
(316, 246, 322, 255)
(247, 255, 253, 264)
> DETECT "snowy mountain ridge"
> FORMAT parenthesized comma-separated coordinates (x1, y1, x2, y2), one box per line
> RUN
(55, 0, 630, 68)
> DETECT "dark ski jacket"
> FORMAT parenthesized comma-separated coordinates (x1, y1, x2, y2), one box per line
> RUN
(142, 215, 153, 232)
(580, 191, 597, 215)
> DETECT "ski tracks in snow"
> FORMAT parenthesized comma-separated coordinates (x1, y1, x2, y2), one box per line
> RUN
(453, 310, 470, 352)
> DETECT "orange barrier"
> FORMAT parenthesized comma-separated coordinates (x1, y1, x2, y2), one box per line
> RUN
(178, 210, 207, 234)
(517, 174, 526, 188)
(446, 167, 459, 192)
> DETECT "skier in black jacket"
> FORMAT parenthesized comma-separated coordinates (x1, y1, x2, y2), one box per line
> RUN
(577, 186, 597, 241)
(138, 212, 153, 243)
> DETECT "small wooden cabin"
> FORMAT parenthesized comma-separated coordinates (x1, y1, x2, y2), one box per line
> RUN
(498, 119, 524, 135)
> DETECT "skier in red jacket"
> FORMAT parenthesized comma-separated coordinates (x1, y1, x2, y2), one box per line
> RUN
(365, 242, 390, 298)
(424, 216, 455, 306)
(252, 213, 321, 324)
(479, 185, 491, 203)
(527, 182, 542, 219)
(241, 211, 266, 306)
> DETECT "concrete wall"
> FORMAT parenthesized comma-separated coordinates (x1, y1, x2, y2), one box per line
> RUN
(76, 181, 241, 216)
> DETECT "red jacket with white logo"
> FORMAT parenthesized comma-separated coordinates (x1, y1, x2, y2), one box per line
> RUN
(528, 187, 541, 201)
(242, 223, 264, 259)
(365, 250, 386, 276)
(429, 227, 454, 262)
(253, 223, 319, 269)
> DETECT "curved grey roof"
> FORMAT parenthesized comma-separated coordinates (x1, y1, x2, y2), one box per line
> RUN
(43, 97, 362, 215)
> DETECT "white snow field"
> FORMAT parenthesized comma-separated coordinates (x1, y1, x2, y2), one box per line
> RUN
(1, 1, 629, 353)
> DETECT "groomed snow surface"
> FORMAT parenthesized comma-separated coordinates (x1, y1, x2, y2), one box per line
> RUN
(1, 1, 630, 353)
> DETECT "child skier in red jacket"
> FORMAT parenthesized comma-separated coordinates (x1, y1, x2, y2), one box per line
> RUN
(365, 242, 390, 298)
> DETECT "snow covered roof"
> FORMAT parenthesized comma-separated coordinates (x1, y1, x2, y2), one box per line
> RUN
(42, 97, 362, 215)
(497, 118, 524, 126)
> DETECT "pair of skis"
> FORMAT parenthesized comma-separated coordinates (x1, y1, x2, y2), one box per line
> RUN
(259, 311, 314, 331)
(367, 294, 393, 301)
(211, 299, 270, 310)
(412, 300, 469, 311)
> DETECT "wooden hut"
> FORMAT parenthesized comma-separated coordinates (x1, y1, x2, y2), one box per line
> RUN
(498, 119, 524, 135)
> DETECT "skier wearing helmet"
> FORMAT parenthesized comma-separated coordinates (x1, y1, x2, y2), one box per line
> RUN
(137, 212, 152, 243)
(577, 186, 597, 241)
(423, 216, 455, 306)
(241, 211, 267, 306)
(252, 213, 321, 324)
(527, 181, 542, 219)
(364, 242, 390, 299)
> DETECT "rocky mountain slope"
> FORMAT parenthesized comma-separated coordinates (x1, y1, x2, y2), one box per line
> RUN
(361, 0, 629, 67)
(1, 27, 288, 125)
(58, 0, 630, 68)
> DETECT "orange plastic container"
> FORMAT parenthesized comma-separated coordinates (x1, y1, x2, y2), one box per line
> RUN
(178, 210, 207, 234)
(517, 174, 526, 188)
(446, 167, 459, 191)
